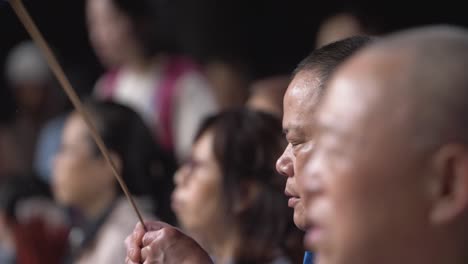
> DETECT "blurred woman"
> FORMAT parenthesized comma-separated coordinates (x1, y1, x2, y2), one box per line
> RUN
(52, 100, 175, 263)
(172, 109, 293, 264)
(86, 0, 218, 161)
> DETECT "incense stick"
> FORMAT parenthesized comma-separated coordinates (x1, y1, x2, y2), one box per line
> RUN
(9, 0, 147, 231)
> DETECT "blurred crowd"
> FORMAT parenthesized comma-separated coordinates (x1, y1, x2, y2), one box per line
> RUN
(1, 0, 466, 264)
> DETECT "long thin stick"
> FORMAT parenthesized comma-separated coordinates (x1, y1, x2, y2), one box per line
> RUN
(9, 0, 147, 230)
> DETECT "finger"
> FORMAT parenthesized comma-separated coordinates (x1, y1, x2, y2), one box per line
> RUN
(125, 256, 139, 264)
(134, 221, 168, 248)
(130, 225, 144, 250)
(142, 230, 163, 247)
(144, 220, 171, 231)
(131, 220, 170, 245)
(141, 245, 153, 261)
(125, 235, 142, 262)
(142, 245, 165, 264)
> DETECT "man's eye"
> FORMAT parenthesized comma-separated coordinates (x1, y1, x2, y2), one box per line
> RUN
(291, 141, 303, 147)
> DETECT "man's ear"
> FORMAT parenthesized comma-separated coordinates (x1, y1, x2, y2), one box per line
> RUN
(233, 181, 260, 215)
(429, 144, 468, 224)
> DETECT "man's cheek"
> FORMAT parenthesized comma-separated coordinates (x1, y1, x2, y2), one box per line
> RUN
(297, 141, 315, 169)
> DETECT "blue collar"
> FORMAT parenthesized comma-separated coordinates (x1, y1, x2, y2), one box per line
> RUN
(303, 251, 314, 264)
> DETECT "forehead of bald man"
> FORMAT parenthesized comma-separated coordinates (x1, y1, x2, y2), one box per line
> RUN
(334, 25, 468, 92)
(329, 25, 468, 148)
(370, 25, 468, 95)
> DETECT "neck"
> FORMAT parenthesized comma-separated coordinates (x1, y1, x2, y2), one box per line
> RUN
(434, 238, 468, 264)
(80, 189, 116, 220)
(210, 226, 241, 264)
(425, 227, 468, 264)
(392, 230, 468, 264)
(421, 248, 467, 264)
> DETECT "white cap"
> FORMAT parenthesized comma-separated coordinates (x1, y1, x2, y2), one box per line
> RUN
(5, 41, 51, 84)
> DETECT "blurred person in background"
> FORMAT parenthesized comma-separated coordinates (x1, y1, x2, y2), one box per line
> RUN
(86, 0, 218, 161)
(247, 75, 290, 118)
(33, 114, 68, 185)
(3, 41, 61, 174)
(129, 109, 297, 264)
(0, 174, 69, 264)
(52, 100, 175, 263)
(203, 59, 250, 110)
(0, 125, 21, 177)
(315, 11, 368, 48)
(34, 67, 99, 186)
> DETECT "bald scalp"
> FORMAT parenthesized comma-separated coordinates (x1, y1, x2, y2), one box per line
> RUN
(354, 26, 468, 151)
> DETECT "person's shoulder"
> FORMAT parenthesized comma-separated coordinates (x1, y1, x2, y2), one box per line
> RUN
(93, 68, 121, 98)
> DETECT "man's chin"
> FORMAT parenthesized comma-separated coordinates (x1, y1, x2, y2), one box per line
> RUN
(293, 212, 308, 231)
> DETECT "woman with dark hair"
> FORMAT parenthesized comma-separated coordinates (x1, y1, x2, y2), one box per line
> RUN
(52, 99, 175, 263)
(171, 109, 293, 264)
(86, 0, 218, 161)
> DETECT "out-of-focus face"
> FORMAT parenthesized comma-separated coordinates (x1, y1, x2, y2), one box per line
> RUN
(0, 211, 9, 238)
(172, 130, 225, 237)
(315, 13, 365, 48)
(52, 113, 113, 211)
(303, 54, 433, 264)
(247, 75, 290, 117)
(14, 83, 46, 112)
(86, 0, 140, 67)
(276, 71, 321, 231)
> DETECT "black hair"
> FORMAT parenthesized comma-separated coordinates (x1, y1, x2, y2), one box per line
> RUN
(294, 35, 374, 94)
(82, 99, 177, 224)
(194, 108, 290, 263)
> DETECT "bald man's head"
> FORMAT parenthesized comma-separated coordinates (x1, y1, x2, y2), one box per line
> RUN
(357, 26, 468, 150)
(303, 26, 468, 264)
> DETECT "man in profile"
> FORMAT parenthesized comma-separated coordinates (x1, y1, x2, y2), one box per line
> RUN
(125, 36, 372, 264)
(303, 25, 468, 264)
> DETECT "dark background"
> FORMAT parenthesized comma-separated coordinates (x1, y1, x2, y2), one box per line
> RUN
(1, 0, 466, 122)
